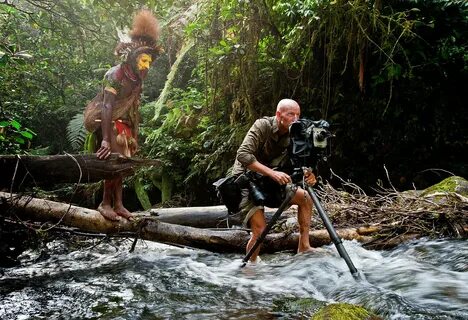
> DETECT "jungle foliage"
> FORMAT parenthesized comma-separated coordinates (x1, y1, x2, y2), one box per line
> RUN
(1, 0, 466, 206)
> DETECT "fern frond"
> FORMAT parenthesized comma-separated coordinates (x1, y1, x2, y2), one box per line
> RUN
(66, 113, 87, 151)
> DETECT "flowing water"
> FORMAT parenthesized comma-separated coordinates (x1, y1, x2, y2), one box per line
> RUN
(0, 238, 466, 319)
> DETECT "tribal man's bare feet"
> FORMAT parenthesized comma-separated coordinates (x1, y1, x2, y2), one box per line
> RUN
(98, 203, 120, 221)
(114, 205, 134, 221)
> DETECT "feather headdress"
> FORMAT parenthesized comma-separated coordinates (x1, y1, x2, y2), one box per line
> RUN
(115, 9, 162, 62)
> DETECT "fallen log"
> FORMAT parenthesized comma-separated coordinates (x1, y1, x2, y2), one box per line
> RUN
(151, 205, 291, 228)
(0, 192, 376, 253)
(151, 206, 231, 228)
(0, 153, 160, 188)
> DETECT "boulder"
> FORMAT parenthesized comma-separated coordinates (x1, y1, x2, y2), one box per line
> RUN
(271, 297, 382, 320)
(311, 302, 383, 320)
(420, 176, 468, 197)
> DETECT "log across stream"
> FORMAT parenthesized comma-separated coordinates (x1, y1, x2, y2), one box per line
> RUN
(0, 191, 376, 254)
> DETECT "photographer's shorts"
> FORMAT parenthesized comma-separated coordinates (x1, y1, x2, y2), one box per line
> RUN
(233, 188, 262, 227)
(235, 184, 287, 227)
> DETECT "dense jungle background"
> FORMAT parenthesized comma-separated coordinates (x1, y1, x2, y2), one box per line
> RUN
(1, 0, 467, 209)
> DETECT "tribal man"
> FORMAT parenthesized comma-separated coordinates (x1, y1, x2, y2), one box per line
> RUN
(84, 10, 161, 220)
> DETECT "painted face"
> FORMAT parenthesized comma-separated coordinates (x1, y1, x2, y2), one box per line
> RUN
(137, 53, 152, 71)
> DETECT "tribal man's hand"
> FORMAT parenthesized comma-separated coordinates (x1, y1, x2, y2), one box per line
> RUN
(97, 140, 112, 159)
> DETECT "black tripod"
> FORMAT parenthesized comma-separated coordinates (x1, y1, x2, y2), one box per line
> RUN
(241, 181, 360, 280)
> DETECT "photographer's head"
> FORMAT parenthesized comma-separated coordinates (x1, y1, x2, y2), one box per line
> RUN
(276, 99, 300, 134)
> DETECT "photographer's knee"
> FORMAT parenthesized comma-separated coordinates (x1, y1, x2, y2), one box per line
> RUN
(249, 210, 266, 237)
(293, 189, 312, 208)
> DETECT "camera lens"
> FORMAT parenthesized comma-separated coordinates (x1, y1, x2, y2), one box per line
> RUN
(313, 128, 329, 148)
(249, 181, 265, 205)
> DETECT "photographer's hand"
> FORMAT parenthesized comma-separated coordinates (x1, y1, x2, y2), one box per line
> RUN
(270, 170, 292, 185)
(303, 168, 317, 186)
(247, 161, 291, 185)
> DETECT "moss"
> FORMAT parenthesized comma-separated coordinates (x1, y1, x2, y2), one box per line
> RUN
(134, 178, 152, 210)
(150, 40, 195, 122)
(161, 170, 173, 203)
(421, 176, 468, 197)
(311, 303, 382, 320)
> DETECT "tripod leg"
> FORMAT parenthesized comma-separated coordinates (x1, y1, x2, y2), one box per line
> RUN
(306, 186, 360, 279)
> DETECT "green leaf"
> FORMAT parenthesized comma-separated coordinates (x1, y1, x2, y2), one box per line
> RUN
(0, 3, 18, 14)
(20, 131, 33, 139)
(15, 137, 25, 144)
(14, 51, 33, 60)
(10, 119, 21, 129)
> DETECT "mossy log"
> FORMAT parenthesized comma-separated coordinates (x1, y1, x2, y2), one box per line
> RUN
(0, 153, 160, 189)
(0, 192, 376, 253)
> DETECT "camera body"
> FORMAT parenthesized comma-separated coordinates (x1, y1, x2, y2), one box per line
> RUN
(288, 119, 333, 172)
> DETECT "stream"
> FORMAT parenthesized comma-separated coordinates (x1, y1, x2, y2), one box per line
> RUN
(1, 238, 467, 319)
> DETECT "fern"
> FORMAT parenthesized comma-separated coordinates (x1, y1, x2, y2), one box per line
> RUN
(66, 113, 87, 151)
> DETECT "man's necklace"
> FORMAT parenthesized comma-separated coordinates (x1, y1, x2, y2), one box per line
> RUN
(123, 64, 139, 83)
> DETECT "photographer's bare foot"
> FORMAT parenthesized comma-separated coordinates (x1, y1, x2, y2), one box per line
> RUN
(115, 206, 134, 221)
(98, 204, 120, 221)
(298, 247, 327, 254)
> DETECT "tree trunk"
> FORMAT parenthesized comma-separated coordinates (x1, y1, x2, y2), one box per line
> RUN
(0, 153, 160, 188)
(0, 192, 376, 253)
(150, 205, 230, 228)
(150, 206, 290, 228)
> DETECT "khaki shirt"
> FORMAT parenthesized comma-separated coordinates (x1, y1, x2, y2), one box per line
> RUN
(232, 116, 290, 176)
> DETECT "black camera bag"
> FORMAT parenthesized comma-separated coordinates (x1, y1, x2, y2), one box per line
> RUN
(213, 176, 242, 214)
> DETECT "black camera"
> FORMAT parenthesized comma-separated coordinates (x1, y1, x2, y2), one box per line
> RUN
(235, 172, 266, 205)
(288, 119, 333, 170)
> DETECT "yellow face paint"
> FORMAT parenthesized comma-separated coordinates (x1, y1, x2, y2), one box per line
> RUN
(136, 53, 152, 71)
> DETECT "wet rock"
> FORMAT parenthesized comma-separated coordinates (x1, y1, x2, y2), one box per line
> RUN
(311, 302, 383, 320)
(421, 176, 468, 197)
(272, 296, 326, 318)
(419, 176, 468, 205)
(272, 298, 383, 319)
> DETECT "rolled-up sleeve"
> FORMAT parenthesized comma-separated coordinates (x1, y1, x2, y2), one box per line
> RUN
(236, 119, 268, 167)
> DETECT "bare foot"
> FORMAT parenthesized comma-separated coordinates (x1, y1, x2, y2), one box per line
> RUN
(98, 203, 120, 221)
(297, 247, 327, 254)
(114, 205, 134, 221)
(249, 256, 263, 264)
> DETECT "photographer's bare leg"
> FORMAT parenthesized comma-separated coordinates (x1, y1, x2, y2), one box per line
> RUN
(291, 188, 314, 253)
(247, 209, 266, 262)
